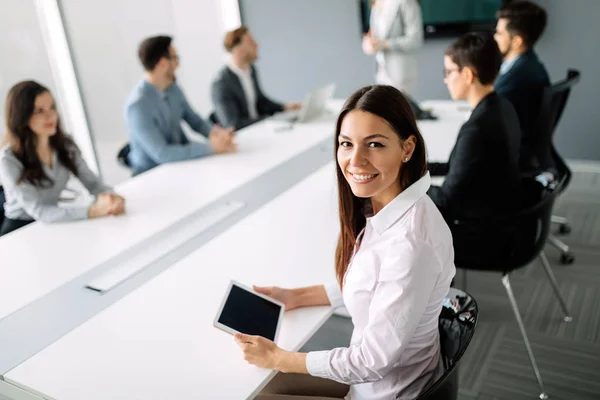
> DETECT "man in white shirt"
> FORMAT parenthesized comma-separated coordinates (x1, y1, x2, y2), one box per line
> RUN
(211, 26, 302, 130)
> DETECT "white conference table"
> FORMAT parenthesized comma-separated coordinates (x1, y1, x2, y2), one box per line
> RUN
(419, 99, 469, 162)
(0, 99, 466, 324)
(0, 99, 468, 399)
(4, 164, 340, 400)
(0, 114, 336, 322)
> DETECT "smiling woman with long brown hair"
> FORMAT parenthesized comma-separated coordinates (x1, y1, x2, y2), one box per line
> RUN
(0, 80, 125, 236)
(232, 85, 456, 400)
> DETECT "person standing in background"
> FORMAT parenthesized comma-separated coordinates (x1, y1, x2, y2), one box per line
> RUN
(363, 0, 424, 95)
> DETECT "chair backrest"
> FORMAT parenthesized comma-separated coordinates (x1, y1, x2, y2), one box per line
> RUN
(450, 175, 563, 273)
(415, 288, 479, 400)
(116, 143, 131, 168)
(0, 185, 5, 228)
(530, 69, 580, 173)
(509, 178, 561, 269)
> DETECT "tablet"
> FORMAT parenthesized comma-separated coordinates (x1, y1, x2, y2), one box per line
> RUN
(213, 280, 285, 342)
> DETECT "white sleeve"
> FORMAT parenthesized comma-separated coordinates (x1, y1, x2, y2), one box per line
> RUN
(306, 236, 440, 384)
(324, 281, 344, 309)
(0, 156, 88, 222)
(386, 0, 424, 52)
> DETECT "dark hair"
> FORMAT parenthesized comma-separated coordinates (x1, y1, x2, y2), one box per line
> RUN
(334, 85, 427, 288)
(5, 80, 79, 186)
(223, 26, 249, 52)
(138, 35, 172, 71)
(445, 32, 502, 85)
(497, 1, 547, 48)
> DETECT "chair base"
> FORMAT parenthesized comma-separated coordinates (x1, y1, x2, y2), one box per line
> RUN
(502, 275, 547, 397)
(548, 234, 575, 265)
(539, 251, 573, 321)
(560, 252, 575, 265)
(551, 215, 568, 225)
(557, 223, 571, 235)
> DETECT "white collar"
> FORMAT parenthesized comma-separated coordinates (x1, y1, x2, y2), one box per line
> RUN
(228, 61, 252, 77)
(370, 171, 431, 235)
(500, 54, 522, 76)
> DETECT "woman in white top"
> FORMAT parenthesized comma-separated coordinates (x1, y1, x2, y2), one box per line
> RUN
(363, 0, 424, 95)
(234, 85, 456, 400)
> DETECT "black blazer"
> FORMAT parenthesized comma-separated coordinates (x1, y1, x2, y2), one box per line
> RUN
(428, 92, 522, 220)
(210, 65, 284, 130)
(494, 50, 550, 170)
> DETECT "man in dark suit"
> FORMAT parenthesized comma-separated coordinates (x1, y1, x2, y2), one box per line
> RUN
(494, 1, 550, 170)
(429, 32, 522, 265)
(211, 26, 302, 130)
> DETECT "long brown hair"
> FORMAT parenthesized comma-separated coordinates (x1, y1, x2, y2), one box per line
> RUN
(5, 80, 79, 186)
(334, 85, 428, 287)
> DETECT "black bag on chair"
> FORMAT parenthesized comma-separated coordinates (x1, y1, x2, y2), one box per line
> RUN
(117, 143, 131, 168)
(413, 288, 479, 400)
(0, 185, 5, 229)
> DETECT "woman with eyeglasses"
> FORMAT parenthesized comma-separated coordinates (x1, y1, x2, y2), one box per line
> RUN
(428, 32, 522, 267)
(0, 80, 125, 236)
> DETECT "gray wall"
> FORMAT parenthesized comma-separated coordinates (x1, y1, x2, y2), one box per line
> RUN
(240, 0, 600, 161)
(60, 0, 229, 185)
(239, 0, 374, 101)
(534, 0, 599, 161)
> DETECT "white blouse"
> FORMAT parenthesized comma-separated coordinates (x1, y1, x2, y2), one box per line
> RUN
(306, 172, 456, 400)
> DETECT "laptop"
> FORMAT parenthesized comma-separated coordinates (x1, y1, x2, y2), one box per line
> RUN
(272, 83, 336, 123)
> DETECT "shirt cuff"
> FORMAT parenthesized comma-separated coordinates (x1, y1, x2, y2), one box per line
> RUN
(92, 186, 114, 196)
(306, 351, 334, 380)
(72, 206, 90, 220)
(324, 282, 344, 309)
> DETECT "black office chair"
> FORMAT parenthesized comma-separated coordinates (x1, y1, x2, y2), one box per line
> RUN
(547, 146, 574, 264)
(450, 175, 572, 400)
(0, 185, 5, 229)
(116, 143, 132, 169)
(528, 70, 581, 264)
(415, 288, 478, 400)
(209, 112, 220, 125)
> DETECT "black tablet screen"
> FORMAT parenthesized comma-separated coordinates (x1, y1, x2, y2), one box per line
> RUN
(218, 285, 281, 341)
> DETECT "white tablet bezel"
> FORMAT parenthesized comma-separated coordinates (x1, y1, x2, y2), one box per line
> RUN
(213, 280, 285, 343)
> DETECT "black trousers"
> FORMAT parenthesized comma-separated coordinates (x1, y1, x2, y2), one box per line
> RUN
(0, 217, 34, 236)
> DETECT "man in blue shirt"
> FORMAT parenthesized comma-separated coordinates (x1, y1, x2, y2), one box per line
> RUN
(126, 36, 235, 175)
(494, 1, 550, 171)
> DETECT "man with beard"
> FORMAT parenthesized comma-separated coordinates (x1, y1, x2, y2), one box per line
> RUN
(211, 26, 302, 130)
(494, 1, 550, 171)
(126, 36, 235, 175)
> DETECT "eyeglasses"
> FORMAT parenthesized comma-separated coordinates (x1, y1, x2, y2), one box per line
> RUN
(168, 54, 180, 62)
(443, 67, 460, 78)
